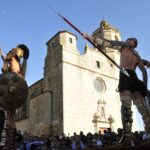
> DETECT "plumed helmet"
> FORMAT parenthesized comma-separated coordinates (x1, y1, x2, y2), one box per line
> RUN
(126, 38, 138, 48)
(17, 44, 29, 59)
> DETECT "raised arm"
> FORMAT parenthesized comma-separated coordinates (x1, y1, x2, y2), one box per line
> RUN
(82, 33, 126, 50)
(0, 48, 6, 60)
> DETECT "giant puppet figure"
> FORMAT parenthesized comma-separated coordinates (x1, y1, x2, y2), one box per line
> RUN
(83, 32, 150, 146)
(48, 6, 150, 146)
(0, 44, 29, 149)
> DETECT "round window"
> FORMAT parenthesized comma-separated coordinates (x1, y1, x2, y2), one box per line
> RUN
(94, 78, 106, 93)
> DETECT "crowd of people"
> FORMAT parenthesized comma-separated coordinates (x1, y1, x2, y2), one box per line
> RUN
(15, 128, 150, 150)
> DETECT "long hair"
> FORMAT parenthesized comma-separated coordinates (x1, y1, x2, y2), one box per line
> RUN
(17, 44, 29, 78)
(17, 44, 29, 60)
(21, 59, 27, 78)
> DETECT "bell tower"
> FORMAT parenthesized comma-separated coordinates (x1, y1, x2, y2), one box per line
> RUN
(93, 20, 121, 77)
(93, 20, 121, 41)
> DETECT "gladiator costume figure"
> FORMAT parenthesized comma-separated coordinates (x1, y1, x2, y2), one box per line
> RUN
(0, 44, 29, 149)
(83, 33, 150, 145)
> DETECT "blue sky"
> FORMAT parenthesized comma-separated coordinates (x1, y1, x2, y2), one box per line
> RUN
(0, 0, 150, 86)
(0, 0, 150, 130)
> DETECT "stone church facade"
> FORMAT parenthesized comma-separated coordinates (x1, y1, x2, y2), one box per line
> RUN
(15, 21, 139, 135)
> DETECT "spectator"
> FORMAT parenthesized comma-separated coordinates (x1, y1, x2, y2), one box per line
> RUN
(95, 133, 103, 148)
(143, 131, 150, 144)
(133, 131, 141, 146)
(11, 128, 150, 149)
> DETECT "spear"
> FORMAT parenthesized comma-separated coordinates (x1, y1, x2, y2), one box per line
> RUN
(48, 5, 129, 77)
(48, 5, 150, 106)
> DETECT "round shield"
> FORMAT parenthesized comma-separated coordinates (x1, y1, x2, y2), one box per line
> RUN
(0, 72, 28, 110)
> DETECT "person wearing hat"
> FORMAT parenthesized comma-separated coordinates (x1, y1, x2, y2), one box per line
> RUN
(0, 44, 29, 77)
(0, 44, 29, 149)
(82, 33, 150, 146)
